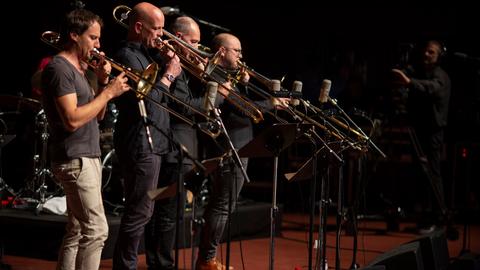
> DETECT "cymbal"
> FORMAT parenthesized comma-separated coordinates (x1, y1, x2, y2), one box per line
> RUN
(0, 95, 42, 112)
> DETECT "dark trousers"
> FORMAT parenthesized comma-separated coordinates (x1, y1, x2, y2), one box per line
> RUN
(145, 162, 190, 270)
(198, 157, 247, 261)
(416, 128, 446, 225)
(113, 153, 162, 270)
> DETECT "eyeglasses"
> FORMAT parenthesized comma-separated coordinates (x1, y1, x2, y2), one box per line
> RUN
(225, 47, 242, 55)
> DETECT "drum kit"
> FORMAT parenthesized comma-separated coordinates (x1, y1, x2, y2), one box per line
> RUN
(0, 96, 124, 212)
(1, 95, 209, 214)
(0, 95, 58, 210)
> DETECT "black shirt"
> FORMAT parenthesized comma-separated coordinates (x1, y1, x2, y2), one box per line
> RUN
(408, 65, 451, 132)
(113, 41, 171, 158)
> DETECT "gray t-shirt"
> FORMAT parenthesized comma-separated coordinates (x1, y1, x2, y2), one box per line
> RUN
(41, 55, 101, 162)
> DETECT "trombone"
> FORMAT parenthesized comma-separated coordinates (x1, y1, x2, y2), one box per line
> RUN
(40, 31, 221, 139)
(112, 4, 264, 124)
(230, 60, 369, 150)
(303, 102, 370, 143)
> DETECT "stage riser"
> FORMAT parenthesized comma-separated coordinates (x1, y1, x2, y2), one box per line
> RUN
(0, 202, 281, 260)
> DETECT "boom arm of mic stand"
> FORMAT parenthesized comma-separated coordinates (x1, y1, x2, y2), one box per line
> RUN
(143, 115, 207, 173)
(177, 10, 231, 32)
(309, 128, 343, 163)
(328, 98, 386, 158)
(179, 143, 206, 172)
(213, 108, 251, 183)
(195, 18, 231, 32)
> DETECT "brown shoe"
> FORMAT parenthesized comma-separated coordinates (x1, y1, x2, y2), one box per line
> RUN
(196, 258, 234, 270)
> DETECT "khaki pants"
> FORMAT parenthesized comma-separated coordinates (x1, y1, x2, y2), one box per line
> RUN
(52, 157, 109, 270)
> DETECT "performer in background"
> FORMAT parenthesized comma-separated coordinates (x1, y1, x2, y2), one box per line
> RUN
(392, 40, 451, 233)
(41, 8, 129, 270)
(196, 33, 288, 270)
(112, 2, 182, 269)
(144, 16, 211, 270)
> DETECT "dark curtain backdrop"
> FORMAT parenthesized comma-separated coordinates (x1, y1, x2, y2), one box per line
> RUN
(2, 0, 480, 139)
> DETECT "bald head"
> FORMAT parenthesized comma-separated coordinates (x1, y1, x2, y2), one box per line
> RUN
(211, 33, 243, 69)
(128, 2, 165, 47)
(211, 33, 240, 52)
(130, 2, 164, 28)
(171, 16, 199, 36)
(170, 16, 201, 52)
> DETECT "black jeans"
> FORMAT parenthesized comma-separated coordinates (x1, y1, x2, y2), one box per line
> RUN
(145, 162, 189, 270)
(198, 157, 247, 261)
(113, 153, 162, 270)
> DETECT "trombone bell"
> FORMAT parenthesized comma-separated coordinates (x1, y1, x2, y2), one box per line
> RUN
(136, 63, 159, 99)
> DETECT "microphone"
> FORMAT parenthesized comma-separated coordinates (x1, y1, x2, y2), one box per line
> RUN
(453, 52, 468, 59)
(453, 52, 480, 64)
(291, 80, 302, 106)
(318, 79, 332, 104)
(270, 79, 281, 106)
(204, 81, 218, 113)
(138, 100, 154, 151)
(160, 6, 182, 16)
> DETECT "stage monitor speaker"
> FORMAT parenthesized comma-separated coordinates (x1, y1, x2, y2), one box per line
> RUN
(409, 228, 449, 270)
(450, 252, 480, 270)
(367, 241, 424, 270)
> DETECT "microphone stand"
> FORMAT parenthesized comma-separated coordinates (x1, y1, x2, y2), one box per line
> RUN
(304, 130, 319, 270)
(239, 122, 308, 270)
(174, 144, 184, 270)
(169, 8, 231, 34)
(309, 129, 343, 270)
(212, 108, 251, 184)
(328, 98, 386, 158)
(322, 98, 385, 269)
(195, 18, 231, 33)
(211, 107, 250, 270)
(138, 99, 154, 152)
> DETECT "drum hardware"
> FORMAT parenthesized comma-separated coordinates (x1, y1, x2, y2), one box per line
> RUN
(0, 133, 16, 198)
(1, 96, 42, 200)
(14, 110, 60, 213)
(101, 149, 125, 215)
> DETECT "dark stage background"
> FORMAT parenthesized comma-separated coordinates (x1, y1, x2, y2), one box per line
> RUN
(1, 1, 480, 217)
(2, 1, 480, 132)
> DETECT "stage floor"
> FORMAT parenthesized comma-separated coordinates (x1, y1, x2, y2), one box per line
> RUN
(0, 200, 281, 260)
(2, 212, 480, 270)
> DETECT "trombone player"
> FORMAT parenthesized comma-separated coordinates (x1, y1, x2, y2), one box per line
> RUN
(144, 16, 218, 270)
(196, 33, 289, 270)
(41, 8, 129, 270)
(111, 2, 182, 270)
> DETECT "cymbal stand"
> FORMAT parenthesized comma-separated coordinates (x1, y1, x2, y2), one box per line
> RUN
(0, 133, 16, 198)
(34, 111, 59, 214)
(14, 110, 58, 213)
(0, 117, 16, 199)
